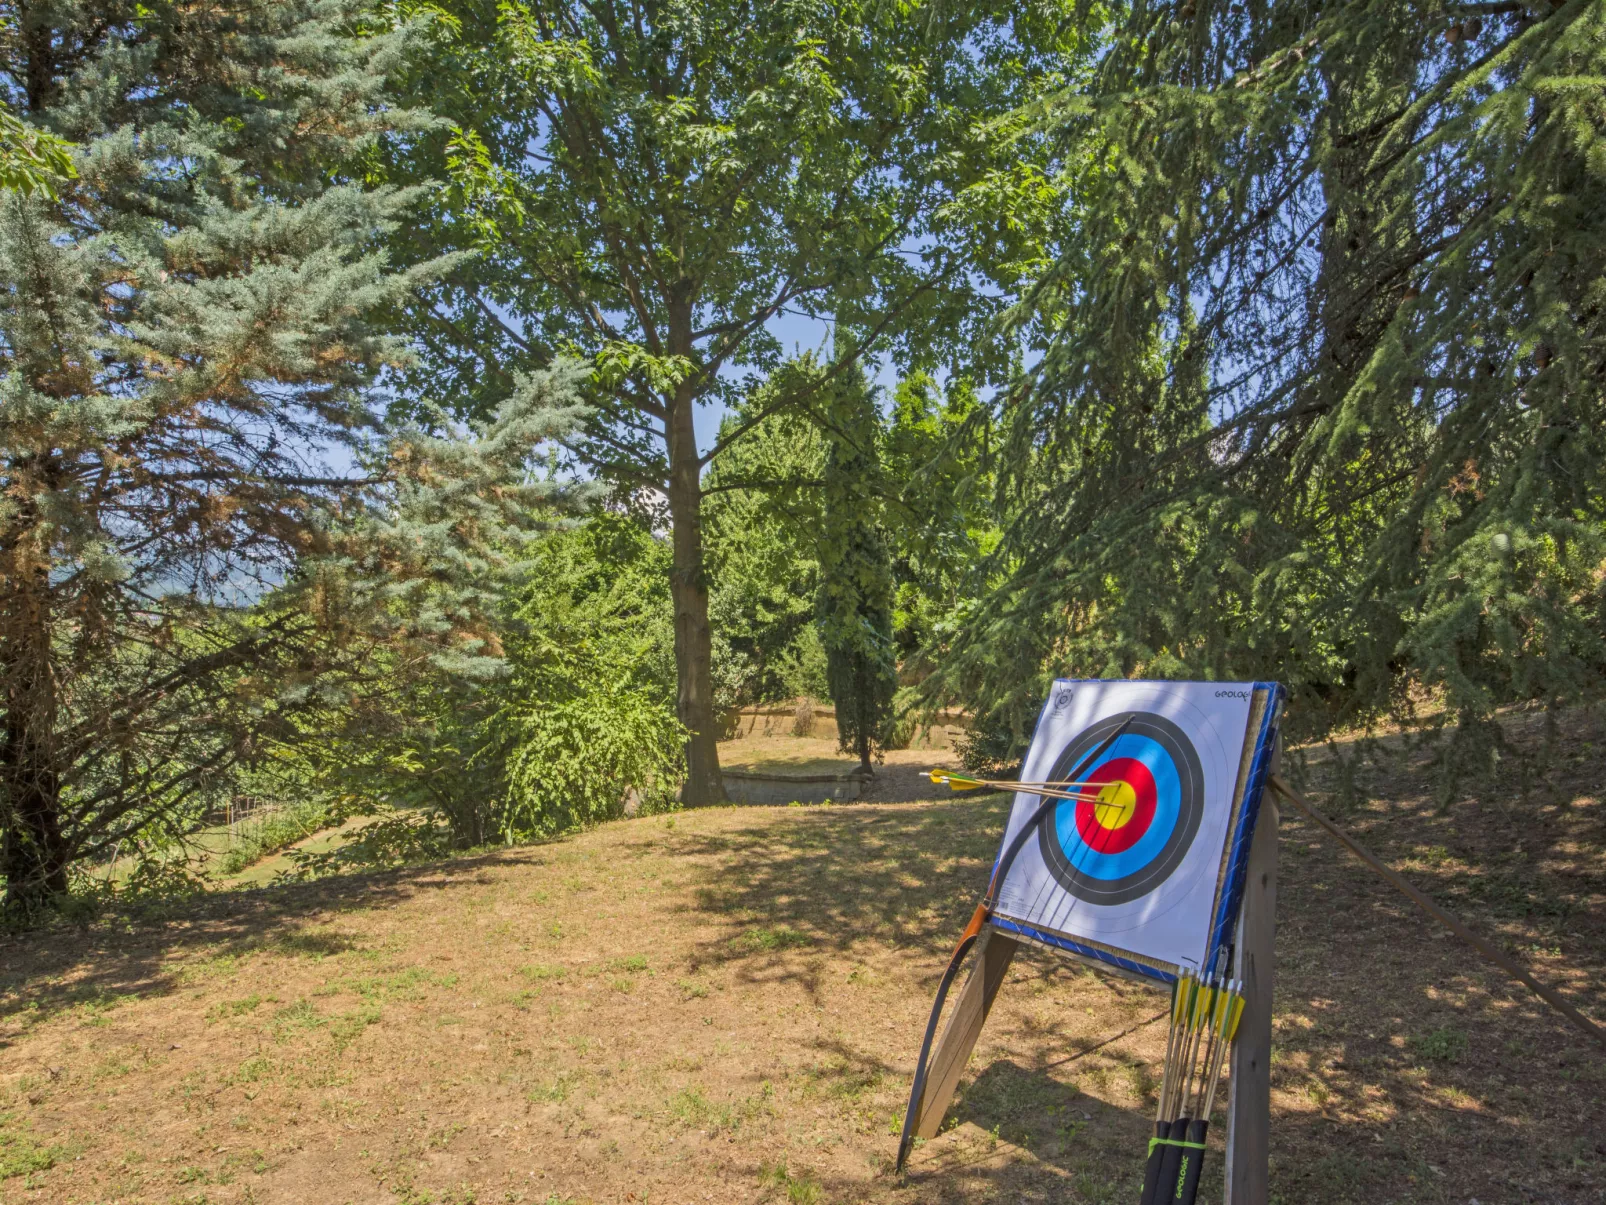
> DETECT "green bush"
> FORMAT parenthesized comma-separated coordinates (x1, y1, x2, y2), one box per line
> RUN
(775, 626, 831, 703)
(217, 800, 333, 876)
(282, 513, 686, 871)
(499, 657, 685, 838)
(492, 517, 685, 838)
(953, 711, 1026, 774)
(881, 707, 916, 752)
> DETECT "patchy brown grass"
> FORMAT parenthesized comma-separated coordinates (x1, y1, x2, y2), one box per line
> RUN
(0, 708, 1603, 1204)
(717, 731, 970, 806)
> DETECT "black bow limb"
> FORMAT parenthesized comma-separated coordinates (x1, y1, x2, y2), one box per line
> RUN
(895, 716, 1134, 1173)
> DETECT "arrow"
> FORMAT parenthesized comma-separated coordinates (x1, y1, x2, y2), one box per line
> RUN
(929, 769, 1105, 794)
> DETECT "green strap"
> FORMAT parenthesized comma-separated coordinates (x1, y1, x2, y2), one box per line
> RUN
(1147, 1136, 1207, 1156)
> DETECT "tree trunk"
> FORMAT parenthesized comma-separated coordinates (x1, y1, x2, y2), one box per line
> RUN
(854, 667, 872, 773)
(0, 533, 69, 913)
(1, 711, 69, 912)
(665, 379, 725, 806)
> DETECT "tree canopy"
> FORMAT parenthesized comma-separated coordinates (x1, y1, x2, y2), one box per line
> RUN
(925, 0, 1606, 775)
(1, 0, 1601, 911)
(376, 0, 1087, 801)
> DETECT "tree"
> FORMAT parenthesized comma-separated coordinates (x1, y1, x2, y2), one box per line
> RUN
(881, 371, 998, 666)
(378, 0, 1084, 802)
(815, 351, 895, 772)
(930, 2, 1606, 763)
(0, 1, 450, 911)
(703, 402, 825, 708)
(0, 103, 72, 195)
(287, 509, 684, 866)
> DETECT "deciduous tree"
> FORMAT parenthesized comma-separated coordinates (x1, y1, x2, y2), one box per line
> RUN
(380, 0, 1083, 801)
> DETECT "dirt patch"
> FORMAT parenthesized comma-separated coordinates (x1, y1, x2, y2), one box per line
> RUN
(1, 709, 1603, 1204)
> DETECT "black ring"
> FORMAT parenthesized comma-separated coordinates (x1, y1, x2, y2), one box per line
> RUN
(1034, 711, 1205, 906)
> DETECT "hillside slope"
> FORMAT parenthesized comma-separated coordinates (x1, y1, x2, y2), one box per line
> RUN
(1, 711, 1603, 1204)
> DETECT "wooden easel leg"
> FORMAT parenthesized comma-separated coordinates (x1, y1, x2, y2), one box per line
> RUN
(912, 927, 1019, 1139)
(1224, 793, 1277, 1204)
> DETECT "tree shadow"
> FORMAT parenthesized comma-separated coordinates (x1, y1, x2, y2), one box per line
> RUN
(0, 846, 550, 1047)
(869, 1053, 1154, 1205)
(0, 704, 1600, 1203)
(672, 796, 1008, 984)
(677, 715, 1606, 1204)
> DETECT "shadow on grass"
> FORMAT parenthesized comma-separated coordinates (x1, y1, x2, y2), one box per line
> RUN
(0, 846, 549, 1046)
(677, 715, 1606, 1205)
(674, 796, 1011, 970)
(0, 704, 1601, 1204)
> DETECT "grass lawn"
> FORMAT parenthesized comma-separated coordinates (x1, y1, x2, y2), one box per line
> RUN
(0, 710, 1602, 1203)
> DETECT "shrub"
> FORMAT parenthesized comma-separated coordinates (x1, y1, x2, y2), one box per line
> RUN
(217, 800, 333, 875)
(283, 514, 686, 870)
(953, 711, 1026, 774)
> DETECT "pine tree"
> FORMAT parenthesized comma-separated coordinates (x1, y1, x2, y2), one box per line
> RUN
(930, 2, 1606, 757)
(0, 2, 445, 911)
(815, 347, 895, 773)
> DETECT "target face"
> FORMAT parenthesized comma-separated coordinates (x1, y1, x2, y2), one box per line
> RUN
(1035, 711, 1206, 906)
(991, 679, 1273, 977)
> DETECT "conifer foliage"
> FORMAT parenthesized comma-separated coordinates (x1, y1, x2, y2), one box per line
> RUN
(815, 354, 896, 773)
(702, 404, 827, 710)
(0, 2, 448, 911)
(935, 1, 1606, 757)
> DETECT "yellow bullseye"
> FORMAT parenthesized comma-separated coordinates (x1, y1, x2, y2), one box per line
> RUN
(1092, 779, 1139, 829)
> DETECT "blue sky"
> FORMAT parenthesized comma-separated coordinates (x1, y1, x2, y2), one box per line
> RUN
(693, 309, 904, 456)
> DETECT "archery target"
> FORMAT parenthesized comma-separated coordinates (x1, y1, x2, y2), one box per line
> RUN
(1036, 712, 1205, 906)
(992, 680, 1259, 975)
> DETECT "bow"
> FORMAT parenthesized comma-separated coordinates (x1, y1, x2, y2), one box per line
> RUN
(895, 716, 1134, 1173)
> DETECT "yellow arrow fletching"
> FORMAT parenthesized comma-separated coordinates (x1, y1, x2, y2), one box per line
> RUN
(1187, 985, 1209, 1030)
(929, 769, 987, 791)
(1227, 994, 1246, 1041)
(1172, 975, 1193, 1025)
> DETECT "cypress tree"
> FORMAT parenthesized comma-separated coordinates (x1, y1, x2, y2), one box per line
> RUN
(815, 346, 896, 774)
(0, 2, 442, 911)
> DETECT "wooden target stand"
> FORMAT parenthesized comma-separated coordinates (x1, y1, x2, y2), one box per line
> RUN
(906, 774, 1278, 1205)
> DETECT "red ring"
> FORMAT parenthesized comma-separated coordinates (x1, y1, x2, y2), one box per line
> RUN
(1073, 757, 1158, 855)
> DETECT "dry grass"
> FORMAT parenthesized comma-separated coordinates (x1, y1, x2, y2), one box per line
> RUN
(0, 709, 1603, 1204)
(718, 730, 962, 777)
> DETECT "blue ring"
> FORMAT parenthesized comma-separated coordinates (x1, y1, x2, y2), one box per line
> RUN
(1035, 711, 1207, 907)
(1051, 734, 1182, 881)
